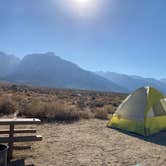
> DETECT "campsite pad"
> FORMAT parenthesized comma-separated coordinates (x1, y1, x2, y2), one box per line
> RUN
(13, 119, 166, 166)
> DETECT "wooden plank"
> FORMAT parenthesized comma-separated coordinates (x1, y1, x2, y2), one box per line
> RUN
(8, 159, 25, 166)
(0, 118, 41, 125)
(0, 129, 37, 134)
(8, 123, 15, 159)
(0, 135, 42, 143)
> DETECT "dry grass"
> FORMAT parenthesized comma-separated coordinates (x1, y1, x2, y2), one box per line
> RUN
(94, 108, 109, 120)
(0, 95, 16, 115)
(104, 104, 116, 114)
(0, 83, 126, 122)
(18, 100, 80, 122)
(79, 109, 94, 119)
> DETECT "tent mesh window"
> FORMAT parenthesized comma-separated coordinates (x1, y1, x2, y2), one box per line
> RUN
(160, 99, 166, 113)
(152, 102, 166, 116)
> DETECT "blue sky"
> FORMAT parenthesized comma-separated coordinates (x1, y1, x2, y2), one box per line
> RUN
(0, 0, 166, 78)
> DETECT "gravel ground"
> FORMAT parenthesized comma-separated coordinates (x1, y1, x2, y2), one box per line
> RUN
(13, 119, 166, 166)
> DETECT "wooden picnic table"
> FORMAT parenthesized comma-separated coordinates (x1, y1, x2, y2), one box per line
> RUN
(0, 118, 41, 125)
(0, 118, 42, 159)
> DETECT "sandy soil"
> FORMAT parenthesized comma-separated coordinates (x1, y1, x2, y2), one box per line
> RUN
(13, 119, 166, 166)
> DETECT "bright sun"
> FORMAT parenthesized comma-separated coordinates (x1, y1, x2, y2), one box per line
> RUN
(72, 0, 96, 16)
(55, 0, 97, 18)
(75, 0, 90, 5)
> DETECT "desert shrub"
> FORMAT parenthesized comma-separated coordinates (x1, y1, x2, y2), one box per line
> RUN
(52, 107, 80, 122)
(0, 96, 16, 115)
(91, 96, 96, 100)
(79, 109, 94, 119)
(18, 100, 80, 122)
(104, 105, 116, 114)
(90, 100, 104, 108)
(18, 99, 46, 118)
(111, 101, 120, 107)
(94, 108, 108, 120)
(26, 92, 31, 97)
(16, 97, 31, 115)
(77, 100, 86, 109)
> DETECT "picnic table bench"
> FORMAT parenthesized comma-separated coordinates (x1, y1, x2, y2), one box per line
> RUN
(0, 118, 42, 159)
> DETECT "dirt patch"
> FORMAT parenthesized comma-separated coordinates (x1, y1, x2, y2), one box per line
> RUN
(12, 119, 166, 166)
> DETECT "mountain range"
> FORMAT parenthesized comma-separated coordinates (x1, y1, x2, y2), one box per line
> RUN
(0, 52, 20, 77)
(0, 51, 166, 94)
(0, 52, 125, 92)
(96, 71, 166, 94)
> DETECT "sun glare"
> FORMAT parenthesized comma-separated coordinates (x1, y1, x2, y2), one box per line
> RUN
(74, 0, 91, 6)
(72, 0, 97, 17)
(54, 0, 98, 18)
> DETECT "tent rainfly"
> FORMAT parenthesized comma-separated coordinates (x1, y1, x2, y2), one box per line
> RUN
(107, 86, 166, 136)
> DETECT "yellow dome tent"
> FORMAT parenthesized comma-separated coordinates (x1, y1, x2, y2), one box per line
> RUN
(107, 86, 166, 136)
